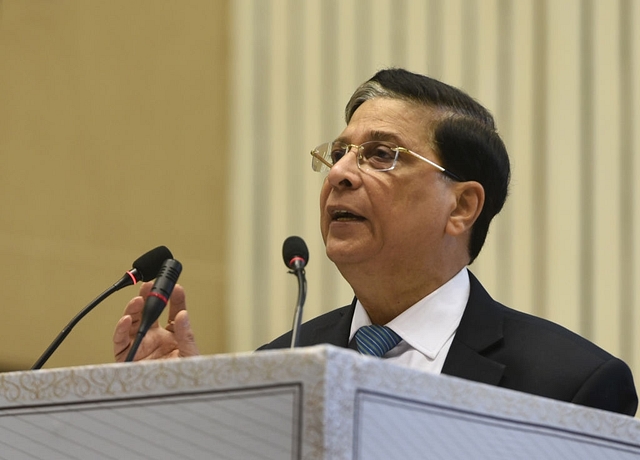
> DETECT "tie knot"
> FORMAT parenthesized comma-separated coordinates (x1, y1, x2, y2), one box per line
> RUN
(355, 325, 402, 357)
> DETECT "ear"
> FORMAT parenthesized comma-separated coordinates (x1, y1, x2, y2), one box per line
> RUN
(446, 181, 485, 236)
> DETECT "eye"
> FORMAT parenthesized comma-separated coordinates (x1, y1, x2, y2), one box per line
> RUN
(362, 143, 397, 168)
(330, 145, 346, 164)
(370, 145, 395, 160)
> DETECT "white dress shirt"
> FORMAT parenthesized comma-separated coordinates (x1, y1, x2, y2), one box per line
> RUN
(348, 267, 470, 374)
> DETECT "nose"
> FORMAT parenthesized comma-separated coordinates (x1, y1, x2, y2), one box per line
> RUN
(326, 147, 362, 189)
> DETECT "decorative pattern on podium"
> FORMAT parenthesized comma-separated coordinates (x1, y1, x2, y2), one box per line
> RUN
(0, 346, 638, 459)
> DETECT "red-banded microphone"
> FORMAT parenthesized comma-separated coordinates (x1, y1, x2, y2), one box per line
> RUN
(126, 258, 182, 362)
(31, 246, 173, 370)
(283, 236, 309, 271)
(118, 246, 174, 290)
(282, 236, 309, 348)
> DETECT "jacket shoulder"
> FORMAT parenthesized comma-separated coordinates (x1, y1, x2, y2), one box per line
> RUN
(462, 272, 637, 415)
(257, 303, 355, 351)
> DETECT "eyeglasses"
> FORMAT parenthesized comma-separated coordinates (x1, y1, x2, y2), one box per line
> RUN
(310, 141, 464, 181)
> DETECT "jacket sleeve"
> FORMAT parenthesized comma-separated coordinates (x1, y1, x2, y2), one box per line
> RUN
(571, 357, 638, 416)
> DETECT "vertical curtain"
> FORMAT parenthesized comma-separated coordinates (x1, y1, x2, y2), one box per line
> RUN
(227, 0, 640, 384)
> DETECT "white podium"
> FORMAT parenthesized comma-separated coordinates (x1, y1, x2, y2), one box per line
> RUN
(0, 345, 638, 459)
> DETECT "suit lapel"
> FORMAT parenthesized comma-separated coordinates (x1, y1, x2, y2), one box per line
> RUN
(441, 272, 506, 386)
(307, 298, 356, 348)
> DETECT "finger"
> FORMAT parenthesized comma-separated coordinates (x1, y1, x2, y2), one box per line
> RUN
(138, 281, 154, 299)
(113, 315, 133, 362)
(167, 284, 187, 322)
(122, 296, 145, 338)
(174, 310, 200, 357)
(130, 281, 165, 332)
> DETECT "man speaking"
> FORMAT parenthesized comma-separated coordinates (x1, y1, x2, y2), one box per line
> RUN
(113, 68, 637, 416)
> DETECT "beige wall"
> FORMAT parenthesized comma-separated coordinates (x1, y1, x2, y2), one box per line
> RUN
(0, 0, 229, 370)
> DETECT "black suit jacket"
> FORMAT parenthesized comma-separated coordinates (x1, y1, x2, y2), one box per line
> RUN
(260, 272, 638, 416)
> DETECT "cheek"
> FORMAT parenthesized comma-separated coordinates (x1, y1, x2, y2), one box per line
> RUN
(388, 183, 449, 235)
(319, 181, 330, 210)
(319, 182, 331, 233)
(389, 182, 430, 215)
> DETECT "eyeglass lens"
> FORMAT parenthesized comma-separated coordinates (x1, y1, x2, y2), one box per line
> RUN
(329, 142, 398, 171)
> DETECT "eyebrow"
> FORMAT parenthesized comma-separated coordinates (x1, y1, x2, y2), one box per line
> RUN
(335, 130, 404, 145)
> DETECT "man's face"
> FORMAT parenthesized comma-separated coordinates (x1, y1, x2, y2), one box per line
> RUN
(319, 98, 458, 277)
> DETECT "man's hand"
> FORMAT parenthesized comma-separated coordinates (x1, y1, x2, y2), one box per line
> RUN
(113, 282, 199, 362)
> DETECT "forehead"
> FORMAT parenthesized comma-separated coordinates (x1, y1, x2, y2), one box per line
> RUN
(338, 98, 436, 146)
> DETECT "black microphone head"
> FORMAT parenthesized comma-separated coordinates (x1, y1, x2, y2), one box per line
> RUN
(132, 246, 173, 281)
(282, 236, 309, 269)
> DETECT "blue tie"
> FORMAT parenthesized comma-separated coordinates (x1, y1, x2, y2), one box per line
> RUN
(355, 325, 402, 357)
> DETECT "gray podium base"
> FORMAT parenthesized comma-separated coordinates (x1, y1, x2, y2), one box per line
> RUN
(0, 345, 638, 459)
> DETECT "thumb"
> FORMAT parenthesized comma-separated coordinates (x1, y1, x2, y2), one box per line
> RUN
(173, 310, 200, 357)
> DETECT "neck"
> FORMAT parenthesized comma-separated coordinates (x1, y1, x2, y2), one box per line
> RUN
(339, 260, 466, 325)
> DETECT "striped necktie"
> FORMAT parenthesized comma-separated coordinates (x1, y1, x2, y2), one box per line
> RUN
(354, 325, 402, 357)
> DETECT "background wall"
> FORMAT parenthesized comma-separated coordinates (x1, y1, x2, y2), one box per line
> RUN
(0, 0, 229, 370)
(1, 0, 639, 397)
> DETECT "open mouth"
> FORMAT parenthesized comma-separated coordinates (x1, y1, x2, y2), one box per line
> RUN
(331, 210, 365, 222)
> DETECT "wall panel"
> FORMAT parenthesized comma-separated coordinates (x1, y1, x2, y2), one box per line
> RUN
(0, 0, 230, 369)
(545, 0, 582, 331)
(592, 1, 623, 353)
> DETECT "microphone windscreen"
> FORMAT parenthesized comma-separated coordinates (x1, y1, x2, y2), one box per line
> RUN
(282, 236, 309, 268)
(132, 246, 173, 281)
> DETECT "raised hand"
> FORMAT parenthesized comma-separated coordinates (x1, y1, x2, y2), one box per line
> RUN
(113, 282, 199, 362)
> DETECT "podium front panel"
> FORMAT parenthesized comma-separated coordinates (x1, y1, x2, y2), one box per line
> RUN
(1, 346, 638, 459)
(0, 384, 301, 459)
(353, 390, 640, 460)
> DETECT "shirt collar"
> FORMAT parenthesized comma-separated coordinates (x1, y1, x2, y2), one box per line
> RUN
(349, 267, 470, 359)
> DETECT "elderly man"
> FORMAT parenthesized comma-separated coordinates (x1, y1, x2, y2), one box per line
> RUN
(114, 68, 637, 416)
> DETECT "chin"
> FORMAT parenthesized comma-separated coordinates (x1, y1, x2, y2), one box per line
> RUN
(325, 238, 367, 265)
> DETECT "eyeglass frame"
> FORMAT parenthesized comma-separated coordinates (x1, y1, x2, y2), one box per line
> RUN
(310, 140, 465, 182)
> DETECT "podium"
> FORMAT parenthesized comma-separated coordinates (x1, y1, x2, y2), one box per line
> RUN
(1, 345, 639, 459)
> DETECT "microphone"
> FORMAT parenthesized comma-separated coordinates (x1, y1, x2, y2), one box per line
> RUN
(116, 246, 174, 290)
(283, 235, 309, 271)
(125, 258, 182, 362)
(31, 246, 173, 370)
(282, 236, 309, 348)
